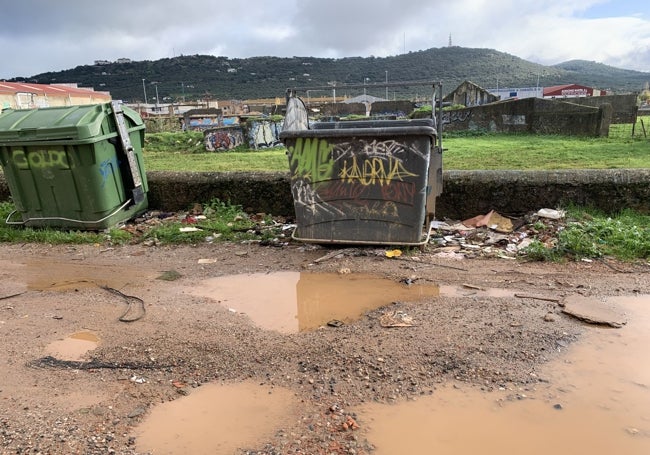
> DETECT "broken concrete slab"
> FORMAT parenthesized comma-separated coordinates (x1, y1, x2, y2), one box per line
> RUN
(562, 295, 627, 328)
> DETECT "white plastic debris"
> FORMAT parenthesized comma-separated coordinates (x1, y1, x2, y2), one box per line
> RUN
(536, 208, 566, 220)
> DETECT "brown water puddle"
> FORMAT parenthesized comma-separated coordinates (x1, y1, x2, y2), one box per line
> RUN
(189, 272, 442, 333)
(134, 381, 300, 455)
(44, 330, 100, 361)
(20, 259, 154, 291)
(356, 294, 650, 454)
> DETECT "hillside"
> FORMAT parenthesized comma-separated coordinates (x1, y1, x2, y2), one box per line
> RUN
(8, 47, 649, 103)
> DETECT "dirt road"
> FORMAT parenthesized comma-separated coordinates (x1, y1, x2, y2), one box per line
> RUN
(0, 242, 647, 454)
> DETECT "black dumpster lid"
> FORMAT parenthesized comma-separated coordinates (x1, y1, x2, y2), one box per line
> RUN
(280, 119, 436, 140)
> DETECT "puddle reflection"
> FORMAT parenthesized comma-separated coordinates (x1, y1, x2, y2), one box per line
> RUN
(356, 295, 650, 454)
(190, 272, 440, 333)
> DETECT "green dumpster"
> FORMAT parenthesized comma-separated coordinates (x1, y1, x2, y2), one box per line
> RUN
(0, 101, 148, 229)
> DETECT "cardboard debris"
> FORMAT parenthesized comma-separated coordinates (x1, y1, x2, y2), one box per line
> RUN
(462, 210, 513, 233)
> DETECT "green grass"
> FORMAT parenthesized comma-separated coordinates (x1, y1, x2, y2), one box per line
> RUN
(442, 130, 649, 170)
(522, 206, 650, 262)
(0, 199, 272, 246)
(139, 119, 650, 173)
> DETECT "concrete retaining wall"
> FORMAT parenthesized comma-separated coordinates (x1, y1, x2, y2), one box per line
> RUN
(2, 169, 649, 220)
(435, 98, 611, 137)
(565, 94, 638, 124)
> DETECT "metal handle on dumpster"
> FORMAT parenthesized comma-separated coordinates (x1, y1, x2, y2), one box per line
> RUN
(4, 210, 25, 226)
(111, 101, 145, 205)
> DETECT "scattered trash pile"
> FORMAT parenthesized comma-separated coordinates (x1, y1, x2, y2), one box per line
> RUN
(428, 208, 567, 260)
(118, 205, 295, 247)
(117, 205, 567, 259)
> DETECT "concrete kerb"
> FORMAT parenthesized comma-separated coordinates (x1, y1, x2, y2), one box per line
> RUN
(1, 169, 649, 222)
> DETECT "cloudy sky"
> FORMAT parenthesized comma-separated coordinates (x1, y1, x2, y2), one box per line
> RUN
(1, 0, 648, 80)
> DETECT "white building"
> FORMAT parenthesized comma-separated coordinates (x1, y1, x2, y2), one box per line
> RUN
(489, 87, 543, 100)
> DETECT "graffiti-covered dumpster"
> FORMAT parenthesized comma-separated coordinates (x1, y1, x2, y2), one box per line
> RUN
(0, 101, 148, 229)
(280, 91, 443, 246)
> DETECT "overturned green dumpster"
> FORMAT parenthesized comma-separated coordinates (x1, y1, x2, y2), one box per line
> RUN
(0, 101, 148, 230)
(280, 84, 443, 246)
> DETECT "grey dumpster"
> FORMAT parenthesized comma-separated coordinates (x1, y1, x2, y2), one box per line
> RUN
(280, 96, 442, 245)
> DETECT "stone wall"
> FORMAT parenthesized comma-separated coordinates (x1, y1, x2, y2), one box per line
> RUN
(438, 98, 612, 137)
(319, 103, 366, 117)
(559, 94, 638, 124)
(2, 169, 649, 220)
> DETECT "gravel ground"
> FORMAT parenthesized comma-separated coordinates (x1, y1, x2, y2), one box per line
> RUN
(1, 241, 648, 454)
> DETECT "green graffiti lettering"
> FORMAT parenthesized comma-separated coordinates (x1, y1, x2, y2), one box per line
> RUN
(11, 148, 69, 169)
(290, 137, 334, 184)
(12, 149, 29, 169)
(339, 156, 418, 186)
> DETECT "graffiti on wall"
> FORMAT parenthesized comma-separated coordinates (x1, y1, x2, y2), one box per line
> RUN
(204, 126, 244, 151)
(442, 110, 472, 125)
(248, 120, 283, 149)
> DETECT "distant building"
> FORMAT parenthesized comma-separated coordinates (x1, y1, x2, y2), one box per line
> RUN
(544, 84, 605, 98)
(445, 80, 499, 106)
(115, 58, 132, 64)
(0, 81, 111, 111)
(489, 87, 543, 100)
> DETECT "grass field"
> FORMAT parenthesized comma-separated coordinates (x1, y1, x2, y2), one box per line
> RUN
(140, 116, 650, 172)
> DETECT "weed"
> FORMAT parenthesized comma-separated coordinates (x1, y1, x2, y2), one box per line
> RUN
(523, 207, 650, 262)
(521, 239, 561, 262)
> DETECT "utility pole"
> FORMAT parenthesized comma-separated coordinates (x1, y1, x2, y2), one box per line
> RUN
(142, 79, 148, 104)
(153, 82, 159, 110)
(385, 71, 388, 100)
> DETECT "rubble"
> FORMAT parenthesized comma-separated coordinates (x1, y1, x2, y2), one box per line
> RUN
(118, 207, 568, 260)
(428, 209, 567, 259)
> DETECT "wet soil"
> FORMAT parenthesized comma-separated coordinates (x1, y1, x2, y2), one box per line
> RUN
(0, 241, 649, 454)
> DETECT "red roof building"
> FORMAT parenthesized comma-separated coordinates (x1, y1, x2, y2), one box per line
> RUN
(543, 84, 605, 98)
(0, 81, 111, 112)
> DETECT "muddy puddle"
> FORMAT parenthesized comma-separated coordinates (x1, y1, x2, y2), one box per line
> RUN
(18, 258, 155, 291)
(137, 274, 649, 454)
(44, 330, 100, 361)
(134, 381, 300, 455)
(189, 271, 442, 333)
(356, 294, 650, 454)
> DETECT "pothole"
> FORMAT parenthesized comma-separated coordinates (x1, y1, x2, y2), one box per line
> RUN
(44, 330, 100, 361)
(189, 271, 442, 333)
(134, 381, 300, 455)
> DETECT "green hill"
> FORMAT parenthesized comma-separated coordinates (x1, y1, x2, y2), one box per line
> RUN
(8, 47, 649, 103)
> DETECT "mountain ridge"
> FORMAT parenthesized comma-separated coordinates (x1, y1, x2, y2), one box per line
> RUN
(7, 47, 649, 102)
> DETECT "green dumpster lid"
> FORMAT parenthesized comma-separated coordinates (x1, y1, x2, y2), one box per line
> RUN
(0, 102, 143, 145)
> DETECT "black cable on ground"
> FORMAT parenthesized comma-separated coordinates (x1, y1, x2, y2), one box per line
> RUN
(100, 285, 146, 322)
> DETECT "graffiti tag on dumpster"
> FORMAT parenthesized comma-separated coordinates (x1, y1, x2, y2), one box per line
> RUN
(289, 137, 335, 183)
(12, 148, 70, 170)
(338, 155, 417, 186)
(288, 137, 426, 222)
(99, 156, 121, 187)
